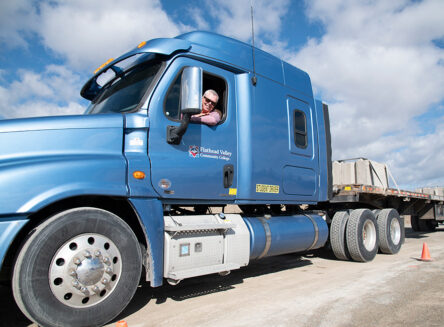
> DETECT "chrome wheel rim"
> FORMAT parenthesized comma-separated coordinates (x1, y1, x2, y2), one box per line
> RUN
(49, 233, 122, 308)
(390, 218, 401, 245)
(363, 220, 377, 251)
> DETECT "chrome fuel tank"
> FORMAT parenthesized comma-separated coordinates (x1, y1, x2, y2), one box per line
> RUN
(243, 214, 328, 260)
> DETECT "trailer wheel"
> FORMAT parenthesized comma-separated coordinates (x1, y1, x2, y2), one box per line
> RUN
(330, 211, 351, 260)
(346, 209, 379, 262)
(412, 215, 436, 232)
(12, 207, 142, 327)
(376, 209, 404, 254)
(418, 219, 437, 232)
(410, 215, 420, 231)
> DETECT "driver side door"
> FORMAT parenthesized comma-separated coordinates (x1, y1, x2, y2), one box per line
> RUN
(148, 57, 237, 201)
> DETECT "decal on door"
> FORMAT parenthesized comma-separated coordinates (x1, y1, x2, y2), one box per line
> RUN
(188, 145, 232, 161)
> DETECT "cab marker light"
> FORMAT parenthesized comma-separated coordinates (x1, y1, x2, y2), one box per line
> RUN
(133, 171, 145, 179)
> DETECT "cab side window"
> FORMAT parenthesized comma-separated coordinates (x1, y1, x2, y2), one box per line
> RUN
(164, 70, 227, 123)
(294, 109, 308, 148)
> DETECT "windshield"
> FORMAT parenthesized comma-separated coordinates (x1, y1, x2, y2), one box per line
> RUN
(87, 60, 162, 114)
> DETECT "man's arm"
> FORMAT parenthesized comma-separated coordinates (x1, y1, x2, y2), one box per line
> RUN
(190, 110, 221, 126)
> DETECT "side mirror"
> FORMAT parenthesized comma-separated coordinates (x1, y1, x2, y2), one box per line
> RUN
(167, 67, 203, 144)
(180, 66, 202, 115)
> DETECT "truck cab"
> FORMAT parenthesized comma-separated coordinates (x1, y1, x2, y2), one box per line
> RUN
(0, 31, 333, 327)
(82, 31, 331, 204)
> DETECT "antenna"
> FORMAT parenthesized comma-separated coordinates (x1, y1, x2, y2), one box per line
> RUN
(250, 0, 257, 85)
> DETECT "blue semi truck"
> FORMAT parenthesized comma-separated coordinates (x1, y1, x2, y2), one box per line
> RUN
(0, 31, 423, 326)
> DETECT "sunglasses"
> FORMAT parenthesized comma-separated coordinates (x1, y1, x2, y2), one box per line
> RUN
(203, 95, 217, 107)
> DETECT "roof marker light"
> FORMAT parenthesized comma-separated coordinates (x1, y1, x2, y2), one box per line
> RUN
(137, 41, 147, 49)
(94, 58, 114, 74)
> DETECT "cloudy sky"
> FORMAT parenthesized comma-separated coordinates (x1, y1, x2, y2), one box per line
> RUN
(1, 0, 443, 190)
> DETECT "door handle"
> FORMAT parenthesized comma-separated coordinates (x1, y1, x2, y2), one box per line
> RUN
(223, 164, 234, 188)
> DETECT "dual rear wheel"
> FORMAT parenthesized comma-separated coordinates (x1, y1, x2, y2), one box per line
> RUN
(330, 208, 404, 262)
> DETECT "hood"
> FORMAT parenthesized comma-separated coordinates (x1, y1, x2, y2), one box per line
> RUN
(0, 114, 123, 133)
(0, 113, 127, 214)
(0, 113, 125, 164)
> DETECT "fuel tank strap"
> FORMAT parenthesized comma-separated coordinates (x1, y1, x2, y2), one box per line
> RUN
(257, 217, 272, 259)
(304, 214, 319, 250)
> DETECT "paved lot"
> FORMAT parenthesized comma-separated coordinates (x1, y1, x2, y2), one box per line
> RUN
(2, 222, 444, 327)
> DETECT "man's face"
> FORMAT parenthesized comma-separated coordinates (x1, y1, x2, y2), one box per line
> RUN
(202, 93, 218, 113)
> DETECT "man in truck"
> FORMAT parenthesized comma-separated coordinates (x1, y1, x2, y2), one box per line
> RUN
(190, 89, 221, 125)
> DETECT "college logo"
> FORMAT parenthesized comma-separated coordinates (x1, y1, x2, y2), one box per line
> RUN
(189, 145, 199, 158)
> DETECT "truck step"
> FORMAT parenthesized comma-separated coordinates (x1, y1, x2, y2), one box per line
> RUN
(166, 263, 241, 280)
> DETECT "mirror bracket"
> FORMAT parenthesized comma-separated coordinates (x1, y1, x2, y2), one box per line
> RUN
(167, 114, 192, 144)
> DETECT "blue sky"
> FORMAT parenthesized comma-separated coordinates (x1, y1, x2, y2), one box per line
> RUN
(1, 0, 443, 189)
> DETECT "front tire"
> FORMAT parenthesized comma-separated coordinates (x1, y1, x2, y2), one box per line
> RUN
(12, 207, 142, 327)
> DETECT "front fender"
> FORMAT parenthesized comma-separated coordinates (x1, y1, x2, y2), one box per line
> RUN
(0, 114, 128, 214)
(7, 155, 128, 213)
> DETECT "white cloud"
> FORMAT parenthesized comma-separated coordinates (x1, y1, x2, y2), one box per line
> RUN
(0, 0, 38, 49)
(387, 117, 444, 188)
(0, 0, 184, 69)
(186, 7, 211, 31)
(306, 0, 444, 47)
(202, 0, 290, 43)
(38, 0, 182, 70)
(0, 65, 86, 119)
(286, 0, 444, 188)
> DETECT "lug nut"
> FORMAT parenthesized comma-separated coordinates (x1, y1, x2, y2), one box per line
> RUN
(72, 280, 80, 288)
(84, 250, 92, 258)
(94, 250, 101, 257)
(93, 286, 100, 293)
(69, 269, 77, 277)
(80, 287, 89, 294)
(102, 278, 108, 285)
(73, 257, 81, 265)
(103, 257, 110, 265)
(105, 267, 113, 274)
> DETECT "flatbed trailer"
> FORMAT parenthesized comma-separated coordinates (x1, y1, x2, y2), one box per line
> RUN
(314, 183, 444, 232)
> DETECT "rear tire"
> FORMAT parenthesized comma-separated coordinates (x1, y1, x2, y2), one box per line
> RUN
(418, 219, 437, 232)
(346, 209, 379, 262)
(330, 211, 351, 260)
(376, 209, 404, 254)
(410, 215, 420, 231)
(412, 215, 436, 232)
(12, 207, 142, 327)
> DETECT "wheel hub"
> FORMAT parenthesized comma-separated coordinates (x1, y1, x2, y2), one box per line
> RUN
(49, 233, 122, 308)
(76, 257, 105, 286)
(390, 218, 401, 245)
(362, 219, 376, 251)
